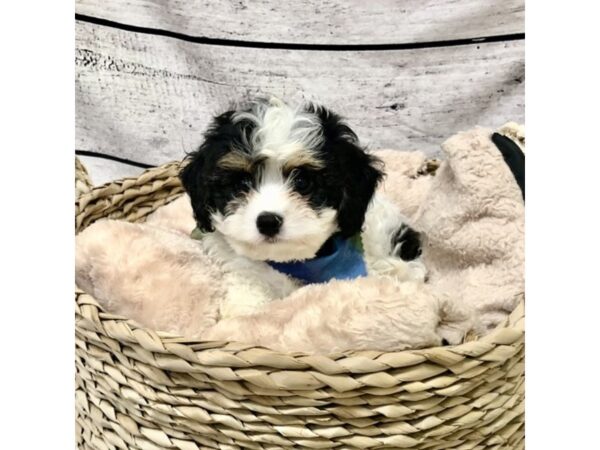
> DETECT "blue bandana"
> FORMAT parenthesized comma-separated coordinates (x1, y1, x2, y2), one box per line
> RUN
(266, 235, 367, 284)
(190, 228, 367, 285)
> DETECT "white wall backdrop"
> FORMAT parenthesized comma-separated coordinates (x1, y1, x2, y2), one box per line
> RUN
(75, 0, 525, 185)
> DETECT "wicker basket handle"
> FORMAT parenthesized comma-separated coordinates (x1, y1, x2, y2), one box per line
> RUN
(75, 157, 93, 199)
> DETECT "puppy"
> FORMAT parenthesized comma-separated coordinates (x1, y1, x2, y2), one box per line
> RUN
(180, 97, 425, 319)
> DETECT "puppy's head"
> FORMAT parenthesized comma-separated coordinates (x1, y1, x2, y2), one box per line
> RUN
(180, 97, 383, 262)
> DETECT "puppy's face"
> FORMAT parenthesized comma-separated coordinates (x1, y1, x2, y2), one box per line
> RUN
(181, 98, 383, 262)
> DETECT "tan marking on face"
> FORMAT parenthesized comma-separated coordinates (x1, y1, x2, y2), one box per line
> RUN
(217, 151, 253, 172)
(281, 150, 325, 174)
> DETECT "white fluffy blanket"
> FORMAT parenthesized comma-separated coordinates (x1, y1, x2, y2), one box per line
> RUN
(76, 125, 524, 353)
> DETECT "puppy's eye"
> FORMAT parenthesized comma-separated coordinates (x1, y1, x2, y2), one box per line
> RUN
(214, 170, 252, 190)
(234, 173, 252, 189)
(291, 169, 312, 194)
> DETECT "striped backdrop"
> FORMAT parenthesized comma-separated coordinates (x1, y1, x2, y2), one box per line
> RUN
(75, 1, 525, 185)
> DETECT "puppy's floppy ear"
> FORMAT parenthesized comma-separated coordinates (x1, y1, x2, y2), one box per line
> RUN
(335, 141, 384, 237)
(180, 110, 240, 232)
(180, 149, 215, 232)
(312, 104, 385, 238)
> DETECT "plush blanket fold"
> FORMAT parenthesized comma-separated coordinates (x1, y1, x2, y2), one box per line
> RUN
(76, 124, 524, 353)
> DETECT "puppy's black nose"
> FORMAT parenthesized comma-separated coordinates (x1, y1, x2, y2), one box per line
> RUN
(256, 212, 283, 237)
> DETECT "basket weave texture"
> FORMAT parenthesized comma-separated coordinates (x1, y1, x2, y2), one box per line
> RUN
(75, 159, 525, 450)
(76, 157, 94, 199)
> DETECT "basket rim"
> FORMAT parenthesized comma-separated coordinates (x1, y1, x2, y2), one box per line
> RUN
(75, 159, 524, 375)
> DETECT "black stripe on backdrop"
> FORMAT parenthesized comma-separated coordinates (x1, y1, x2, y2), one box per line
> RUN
(75, 13, 524, 169)
(76, 150, 156, 169)
(75, 13, 525, 52)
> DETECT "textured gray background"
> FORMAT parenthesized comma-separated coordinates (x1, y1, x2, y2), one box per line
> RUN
(75, 0, 524, 185)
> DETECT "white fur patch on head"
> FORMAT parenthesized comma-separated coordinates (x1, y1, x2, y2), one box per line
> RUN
(233, 97, 324, 167)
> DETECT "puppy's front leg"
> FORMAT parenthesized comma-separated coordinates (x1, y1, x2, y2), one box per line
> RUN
(201, 234, 300, 319)
(219, 262, 300, 319)
(363, 195, 427, 282)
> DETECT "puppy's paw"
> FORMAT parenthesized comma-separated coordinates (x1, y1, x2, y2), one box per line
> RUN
(367, 257, 427, 283)
(391, 224, 422, 261)
(405, 259, 428, 282)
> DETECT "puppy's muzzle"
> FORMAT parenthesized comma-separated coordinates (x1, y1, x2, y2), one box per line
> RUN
(256, 212, 284, 237)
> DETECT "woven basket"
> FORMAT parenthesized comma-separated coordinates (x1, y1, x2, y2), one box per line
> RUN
(76, 157, 94, 199)
(75, 157, 525, 450)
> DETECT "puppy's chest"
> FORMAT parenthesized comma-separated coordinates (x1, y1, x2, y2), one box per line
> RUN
(196, 230, 372, 287)
(265, 234, 367, 284)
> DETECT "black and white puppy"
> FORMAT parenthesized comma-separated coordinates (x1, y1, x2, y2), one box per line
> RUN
(181, 97, 425, 318)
